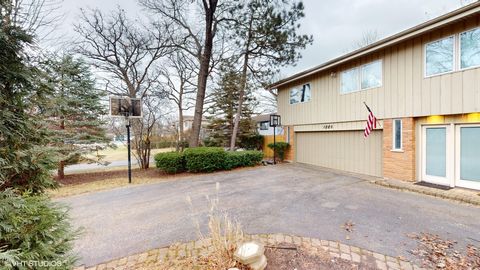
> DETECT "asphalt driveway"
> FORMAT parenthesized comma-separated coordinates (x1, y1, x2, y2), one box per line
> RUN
(60, 164, 480, 267)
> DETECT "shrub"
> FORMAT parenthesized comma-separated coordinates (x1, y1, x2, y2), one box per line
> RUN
(267, 142, 290, 161)
(224, 151, 264, 170)
(154, 151, 186, 174)
(238, 134, 264, 150)
(184, 147, 227, 173)
(0, 190, 78, 269)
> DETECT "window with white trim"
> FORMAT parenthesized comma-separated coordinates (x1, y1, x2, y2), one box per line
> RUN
(460, 27, 480, 69)
(425, 36, 455, 77)
(340, 60, 382, 94)
(393, 119, 402, 150)
(259, 121, 268, 130)
(289, 83, 311, 104)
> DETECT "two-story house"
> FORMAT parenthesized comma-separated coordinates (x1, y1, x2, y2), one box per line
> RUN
(268, 3, 480, 190)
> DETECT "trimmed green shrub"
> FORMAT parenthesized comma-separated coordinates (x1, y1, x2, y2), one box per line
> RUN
(267, 142, 290, 161)
(0, 190, 78, 269)
(183, 147, 227, 173)
(154, 151, 186, 174)
(224, 151, 264, 170)
(238, 134, 264, 150)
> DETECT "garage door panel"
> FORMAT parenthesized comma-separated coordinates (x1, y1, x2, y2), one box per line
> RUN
(296, 131, 383, 177)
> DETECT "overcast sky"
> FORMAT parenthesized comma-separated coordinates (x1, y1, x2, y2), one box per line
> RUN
(55, 0, 474, 78)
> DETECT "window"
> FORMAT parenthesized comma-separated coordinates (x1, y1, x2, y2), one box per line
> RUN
(340, 60, 382, 94)
(259, 121, 269, 130)
(393, 119, 402, 150)
(460, 27, 480, 69)
(425, 36, 454, 76)
(341, 68, 359, 94)
(361, 61, 382, 89)
(289, 83, 311, 104)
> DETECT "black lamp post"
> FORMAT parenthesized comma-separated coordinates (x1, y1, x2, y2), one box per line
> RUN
(269, 114, 281, 164)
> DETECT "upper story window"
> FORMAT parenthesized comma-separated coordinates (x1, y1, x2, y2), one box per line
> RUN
(259, 121, 269, 130)
(425, 27, 480, 77)
(425, 36, 455, 76)
(460, 27, 480, 69)
(340, 60, 382, 94)
(289, 83, 311, 104)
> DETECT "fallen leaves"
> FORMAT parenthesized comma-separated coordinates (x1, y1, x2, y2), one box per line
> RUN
(341, 220, 355, 240)
(408, 232, 480, 269)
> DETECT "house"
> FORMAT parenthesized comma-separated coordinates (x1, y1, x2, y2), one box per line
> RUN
(268, 2, 480, 190)
(252, 114, 284, 136)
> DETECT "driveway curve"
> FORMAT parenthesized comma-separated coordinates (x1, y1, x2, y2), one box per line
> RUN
(60, 164, 480, 267)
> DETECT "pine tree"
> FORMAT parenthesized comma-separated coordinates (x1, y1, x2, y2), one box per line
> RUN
(206, 67, 256, 147)
(40, 55, 109, 179)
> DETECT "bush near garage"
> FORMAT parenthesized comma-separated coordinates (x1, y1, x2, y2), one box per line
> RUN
(184, 147, 227, 173)
(155, 148, 264, 173)
(267, 142, 290, 161)
(223, 150, 264, 170)
(154, 151, 186, 174)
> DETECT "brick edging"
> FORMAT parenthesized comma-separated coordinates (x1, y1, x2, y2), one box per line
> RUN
(74, 233, 423, 270)
(373, 179, 480, 206)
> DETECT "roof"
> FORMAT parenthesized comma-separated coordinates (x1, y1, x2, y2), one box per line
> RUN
(252, 114, 275, 123)
(267, 1, 480, 90)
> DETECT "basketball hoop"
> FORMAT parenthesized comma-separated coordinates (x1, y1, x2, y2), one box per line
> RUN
(109, 96, 142, 184)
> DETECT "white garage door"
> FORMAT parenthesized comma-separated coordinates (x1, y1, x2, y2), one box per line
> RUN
(296, 130, 383, 177)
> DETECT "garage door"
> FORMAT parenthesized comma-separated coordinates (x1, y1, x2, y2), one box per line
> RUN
(296, 131, 383, 177)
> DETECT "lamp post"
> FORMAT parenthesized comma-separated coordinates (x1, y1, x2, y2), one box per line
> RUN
(269, 114, 281, 165)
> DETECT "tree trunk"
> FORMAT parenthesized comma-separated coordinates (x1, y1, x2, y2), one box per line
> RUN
(58, 161, 65, 179)
(189, 0, 217, 147)
(58, 117, 66, 179)
(178, 106, 184, 151)
(230, 18, 253, 151)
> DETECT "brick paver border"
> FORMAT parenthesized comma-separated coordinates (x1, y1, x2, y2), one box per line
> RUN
(74, 233, 424, 270)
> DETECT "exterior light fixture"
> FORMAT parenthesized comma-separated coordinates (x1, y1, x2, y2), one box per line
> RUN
(269, 114, 281, 164)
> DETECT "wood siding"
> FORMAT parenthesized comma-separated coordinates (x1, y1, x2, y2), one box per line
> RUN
(296, 130, 383, 177)
(278, 16, 480, 126)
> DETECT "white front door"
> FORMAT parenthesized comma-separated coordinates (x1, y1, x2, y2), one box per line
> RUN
(422, 125, 453, 186)
(455, 124, 480, 190)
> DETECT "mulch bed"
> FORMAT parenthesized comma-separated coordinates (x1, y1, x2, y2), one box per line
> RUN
(264, 242, 377, 270)
(56, 168, 173, 185)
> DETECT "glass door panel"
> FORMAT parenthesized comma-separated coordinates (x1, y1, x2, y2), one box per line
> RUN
(426, 127, 447, 177)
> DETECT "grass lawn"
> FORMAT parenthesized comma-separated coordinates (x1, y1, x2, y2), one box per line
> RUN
(84, 146, 174, 163)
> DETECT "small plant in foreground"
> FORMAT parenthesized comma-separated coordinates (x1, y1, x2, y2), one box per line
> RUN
(158, 183, 247, 269)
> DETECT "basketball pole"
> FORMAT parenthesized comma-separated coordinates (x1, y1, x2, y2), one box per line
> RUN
(126, 116, 132, 184)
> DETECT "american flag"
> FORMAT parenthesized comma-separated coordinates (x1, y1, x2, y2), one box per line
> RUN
(364, 103, 376, 138)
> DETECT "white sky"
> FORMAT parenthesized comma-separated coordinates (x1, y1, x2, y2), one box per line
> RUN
(52, 0, 474, 78)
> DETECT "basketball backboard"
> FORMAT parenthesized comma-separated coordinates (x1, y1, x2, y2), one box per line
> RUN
(110, 96, 142, 118)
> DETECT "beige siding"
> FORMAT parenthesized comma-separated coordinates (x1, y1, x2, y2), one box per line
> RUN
(278, 17, 480, 126)
(296, 131, 383, 177)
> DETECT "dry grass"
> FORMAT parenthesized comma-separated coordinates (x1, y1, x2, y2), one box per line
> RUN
(158, 183, 247, 270)
(49, 177, 163, 198)
(84, 146, 173, 163)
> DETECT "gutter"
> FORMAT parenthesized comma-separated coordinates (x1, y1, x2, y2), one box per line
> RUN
(267, 1, 480, 90)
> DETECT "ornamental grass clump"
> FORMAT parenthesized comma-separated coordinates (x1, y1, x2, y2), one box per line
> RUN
(158, 183, 247, 270)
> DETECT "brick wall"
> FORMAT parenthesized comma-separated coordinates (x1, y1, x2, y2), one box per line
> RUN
(383, 118, 416, 181)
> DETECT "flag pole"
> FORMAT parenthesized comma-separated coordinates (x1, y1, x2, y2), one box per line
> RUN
(363, 102, 382, 128)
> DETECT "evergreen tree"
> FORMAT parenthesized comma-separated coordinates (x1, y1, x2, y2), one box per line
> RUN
(206, 67, 256, 147)
(40, 55, 108, 179)
(0, 2, 78, 268)
(0, 5, 57, 193)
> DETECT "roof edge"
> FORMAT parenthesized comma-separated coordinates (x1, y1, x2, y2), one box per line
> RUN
(267, 1, 480, 90)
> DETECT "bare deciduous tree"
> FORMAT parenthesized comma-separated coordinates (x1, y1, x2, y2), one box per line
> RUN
(140, 0, 224, 147)
(160, 51, 197, 150)
(74, 7, 171, 168)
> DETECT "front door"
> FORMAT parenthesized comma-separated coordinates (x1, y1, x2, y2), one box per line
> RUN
(455, 125, 480, 190)
(422, 125, 453, 186)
